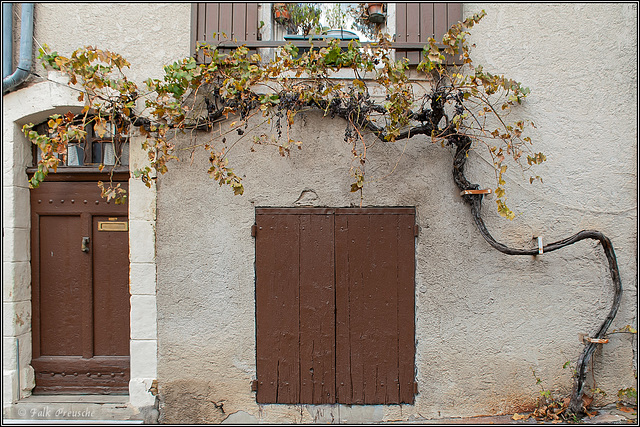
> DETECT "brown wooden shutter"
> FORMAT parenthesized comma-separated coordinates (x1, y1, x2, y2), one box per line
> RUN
(255, 208, 415, 405)
(334, 209, 416, 404)
(298, 213, 337, 404)
(190, 3, 260, 60)
(395, 2, 463, 64)
(255, 210, 335, 404)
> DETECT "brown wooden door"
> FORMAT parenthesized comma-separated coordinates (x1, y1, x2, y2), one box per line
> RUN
(30, 181, 130, 394)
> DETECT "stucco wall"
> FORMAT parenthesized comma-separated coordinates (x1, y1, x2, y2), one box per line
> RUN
(154, 3, 637, 423)
(32, 3, 191, 83)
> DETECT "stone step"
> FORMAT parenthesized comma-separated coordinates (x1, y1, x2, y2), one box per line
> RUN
(2, 395, 148, 424)
(3, 420, 143, 425)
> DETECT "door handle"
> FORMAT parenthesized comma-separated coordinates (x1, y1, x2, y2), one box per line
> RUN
(81, 237, 90, 253)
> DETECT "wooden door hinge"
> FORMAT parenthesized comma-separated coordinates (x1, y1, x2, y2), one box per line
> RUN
(414, 224, 420, 237)
(251, 379, 259, 392)
(251, 224, 258, 237)
(413, 381, 418, 394)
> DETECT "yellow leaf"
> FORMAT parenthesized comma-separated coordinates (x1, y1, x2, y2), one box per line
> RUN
(94, 122, 107, 138)
(512, 413, 528, 420)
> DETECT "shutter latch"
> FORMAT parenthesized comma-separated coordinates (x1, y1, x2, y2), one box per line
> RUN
(251, 379, 258, 392)
(251, 224, 258, 237)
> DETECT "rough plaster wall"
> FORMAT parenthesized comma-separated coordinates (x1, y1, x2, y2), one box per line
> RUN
(462, 2, 638, 409)
(151, 3, 637, 423)
(31, 3, 191, 84)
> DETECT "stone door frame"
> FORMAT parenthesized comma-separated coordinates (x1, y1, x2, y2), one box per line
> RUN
(2, 74, 158, 410)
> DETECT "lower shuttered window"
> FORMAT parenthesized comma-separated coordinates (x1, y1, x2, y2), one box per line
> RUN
(254, 207, 416, 404)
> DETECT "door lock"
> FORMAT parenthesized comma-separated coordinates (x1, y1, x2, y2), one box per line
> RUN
(81, 237, 90, 253)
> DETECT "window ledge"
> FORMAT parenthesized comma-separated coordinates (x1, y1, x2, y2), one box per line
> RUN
(26, 167, 130, 182)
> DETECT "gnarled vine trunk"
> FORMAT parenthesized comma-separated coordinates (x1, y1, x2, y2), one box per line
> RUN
(448, 133, 623, 416)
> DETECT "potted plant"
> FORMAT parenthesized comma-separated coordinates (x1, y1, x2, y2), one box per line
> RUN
(366, 3, 386, 24)
(348, 3, 384, 41)
(279, 3, 323, 37)
(273, 3, 290, 26)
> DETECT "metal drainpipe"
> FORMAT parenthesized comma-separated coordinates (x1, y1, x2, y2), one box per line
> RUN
(2, 3, 13, 79)
(2, 3, 34, 94)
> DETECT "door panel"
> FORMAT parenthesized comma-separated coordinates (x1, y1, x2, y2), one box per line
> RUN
(92, 216, 130, 356)
(31, 181, 130, 394)
(38, 215, 87, 356)
(298, 213, 335, 404)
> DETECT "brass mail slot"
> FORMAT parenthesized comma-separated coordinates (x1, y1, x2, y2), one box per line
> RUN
(98, 221, 128, 232)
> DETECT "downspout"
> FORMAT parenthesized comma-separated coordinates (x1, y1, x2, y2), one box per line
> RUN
(2, 3, 34, 94)
(2, 3, 13, 79)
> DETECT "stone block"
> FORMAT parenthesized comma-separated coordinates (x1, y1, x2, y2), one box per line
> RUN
(48, 72, 84, 108)
(3, 333, 32, 375)
(128, 135, 155, 172)
(2, 186, 31, 229)
(3, 370, 18, 406)
(130, 340, 157, 378)
(2, 126, 29, 188)
(130, 295, 157, 340)
(2, 301, 31, 337)
(3, 337, 18, 372)
(2, 154, 31, 190)
(128, 178, 156, 221)
(3, 261, 31, 302)
(129, 377, 157, 408)
(20, 365, 35, 397)
(129, 220, 155, 263)
(337, 404, 384, 424)
(130, 263, 157, 295)
(2, 227, 30, 263)
(17, 332, 33, 372)
(222, 411, 258, 424)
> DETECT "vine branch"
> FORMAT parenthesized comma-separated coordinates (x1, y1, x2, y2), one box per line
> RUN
(449, 133, 623, 416)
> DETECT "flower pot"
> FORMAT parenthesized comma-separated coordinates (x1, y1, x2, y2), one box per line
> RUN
(273, 3, 290, 25)
(367, 3, 386, 24)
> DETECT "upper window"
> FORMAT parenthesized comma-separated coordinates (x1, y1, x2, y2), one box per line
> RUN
(191, 3, 463, 64)
(254, 207, 416, 404)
